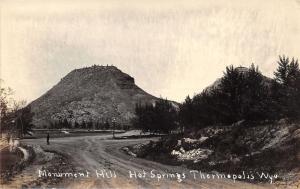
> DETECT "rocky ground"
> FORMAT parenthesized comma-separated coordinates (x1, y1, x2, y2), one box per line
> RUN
(1, 144, 74, 188)
(124, 120, 300, 188)
(0, 146, 28, 183)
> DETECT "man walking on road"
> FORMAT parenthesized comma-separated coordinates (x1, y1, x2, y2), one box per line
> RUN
(47, 133, 50, 145)
(7, 134, 10, 144)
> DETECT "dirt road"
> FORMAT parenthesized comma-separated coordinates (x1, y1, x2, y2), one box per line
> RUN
(20, 133, 277, 189)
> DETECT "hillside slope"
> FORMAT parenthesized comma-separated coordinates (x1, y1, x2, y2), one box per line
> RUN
(29, 65, 159, 128)
(126, 121, 300, 186)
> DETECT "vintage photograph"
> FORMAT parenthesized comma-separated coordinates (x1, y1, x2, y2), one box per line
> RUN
(0, 0, 300, 188)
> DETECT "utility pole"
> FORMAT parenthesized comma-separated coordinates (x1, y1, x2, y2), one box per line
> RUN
(20, 116, 24, 139)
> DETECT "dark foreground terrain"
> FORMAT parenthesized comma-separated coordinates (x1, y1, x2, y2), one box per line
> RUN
(126, 122, 300, 188)
(1, 131, 279, 189)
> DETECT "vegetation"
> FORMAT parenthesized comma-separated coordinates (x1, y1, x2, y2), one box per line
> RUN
(273, 56, 300, 119)
(179, 55, 300, 129)
(179, 64, 271, 128)
(132, 98, 178, 133)
(48, 118, 121, 130)
(0, 80, 33, 137)
(0, 80, 14, 131)
(1, 55, 299, 134)
(15, 106, 35, 136)
(134, 55, 300, 132)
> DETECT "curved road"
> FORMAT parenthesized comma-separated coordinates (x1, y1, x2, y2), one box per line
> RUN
(22, 133, 275, 189)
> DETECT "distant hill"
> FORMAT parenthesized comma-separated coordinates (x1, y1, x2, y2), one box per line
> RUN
(29, 65, 164, 128)
(205, 66, 273, 93)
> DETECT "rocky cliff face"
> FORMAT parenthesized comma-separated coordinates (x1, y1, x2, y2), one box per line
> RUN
(29, 65, 159, 128)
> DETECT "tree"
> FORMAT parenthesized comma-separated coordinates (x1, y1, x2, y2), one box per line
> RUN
(273, 55, 300, 119)
(104, 120, 110, 129)
(0, 80, 14, 132)
(133, 99, 178, 134)
(74, 121, 80, 129)
(179, 96, 194, 130)
(81, 120, 87, 129)
(0, 80, 31, 136)
(287, 58, 300, 88)
(154, 99, 178, 133)
(87, 120, 93, 130)
(15, 106, 34, 137)
(274, 55, 290, 86)
(179, 64, 272, 129)
(62, 118, 68, 129)
(242, 64, 270, 120)
(220, 65, 246, 121)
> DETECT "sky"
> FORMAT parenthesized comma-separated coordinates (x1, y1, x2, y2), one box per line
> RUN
(1, 0, 300, 103)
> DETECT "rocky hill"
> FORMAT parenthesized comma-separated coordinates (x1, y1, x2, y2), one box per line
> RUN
(29, 65, 160, 128)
